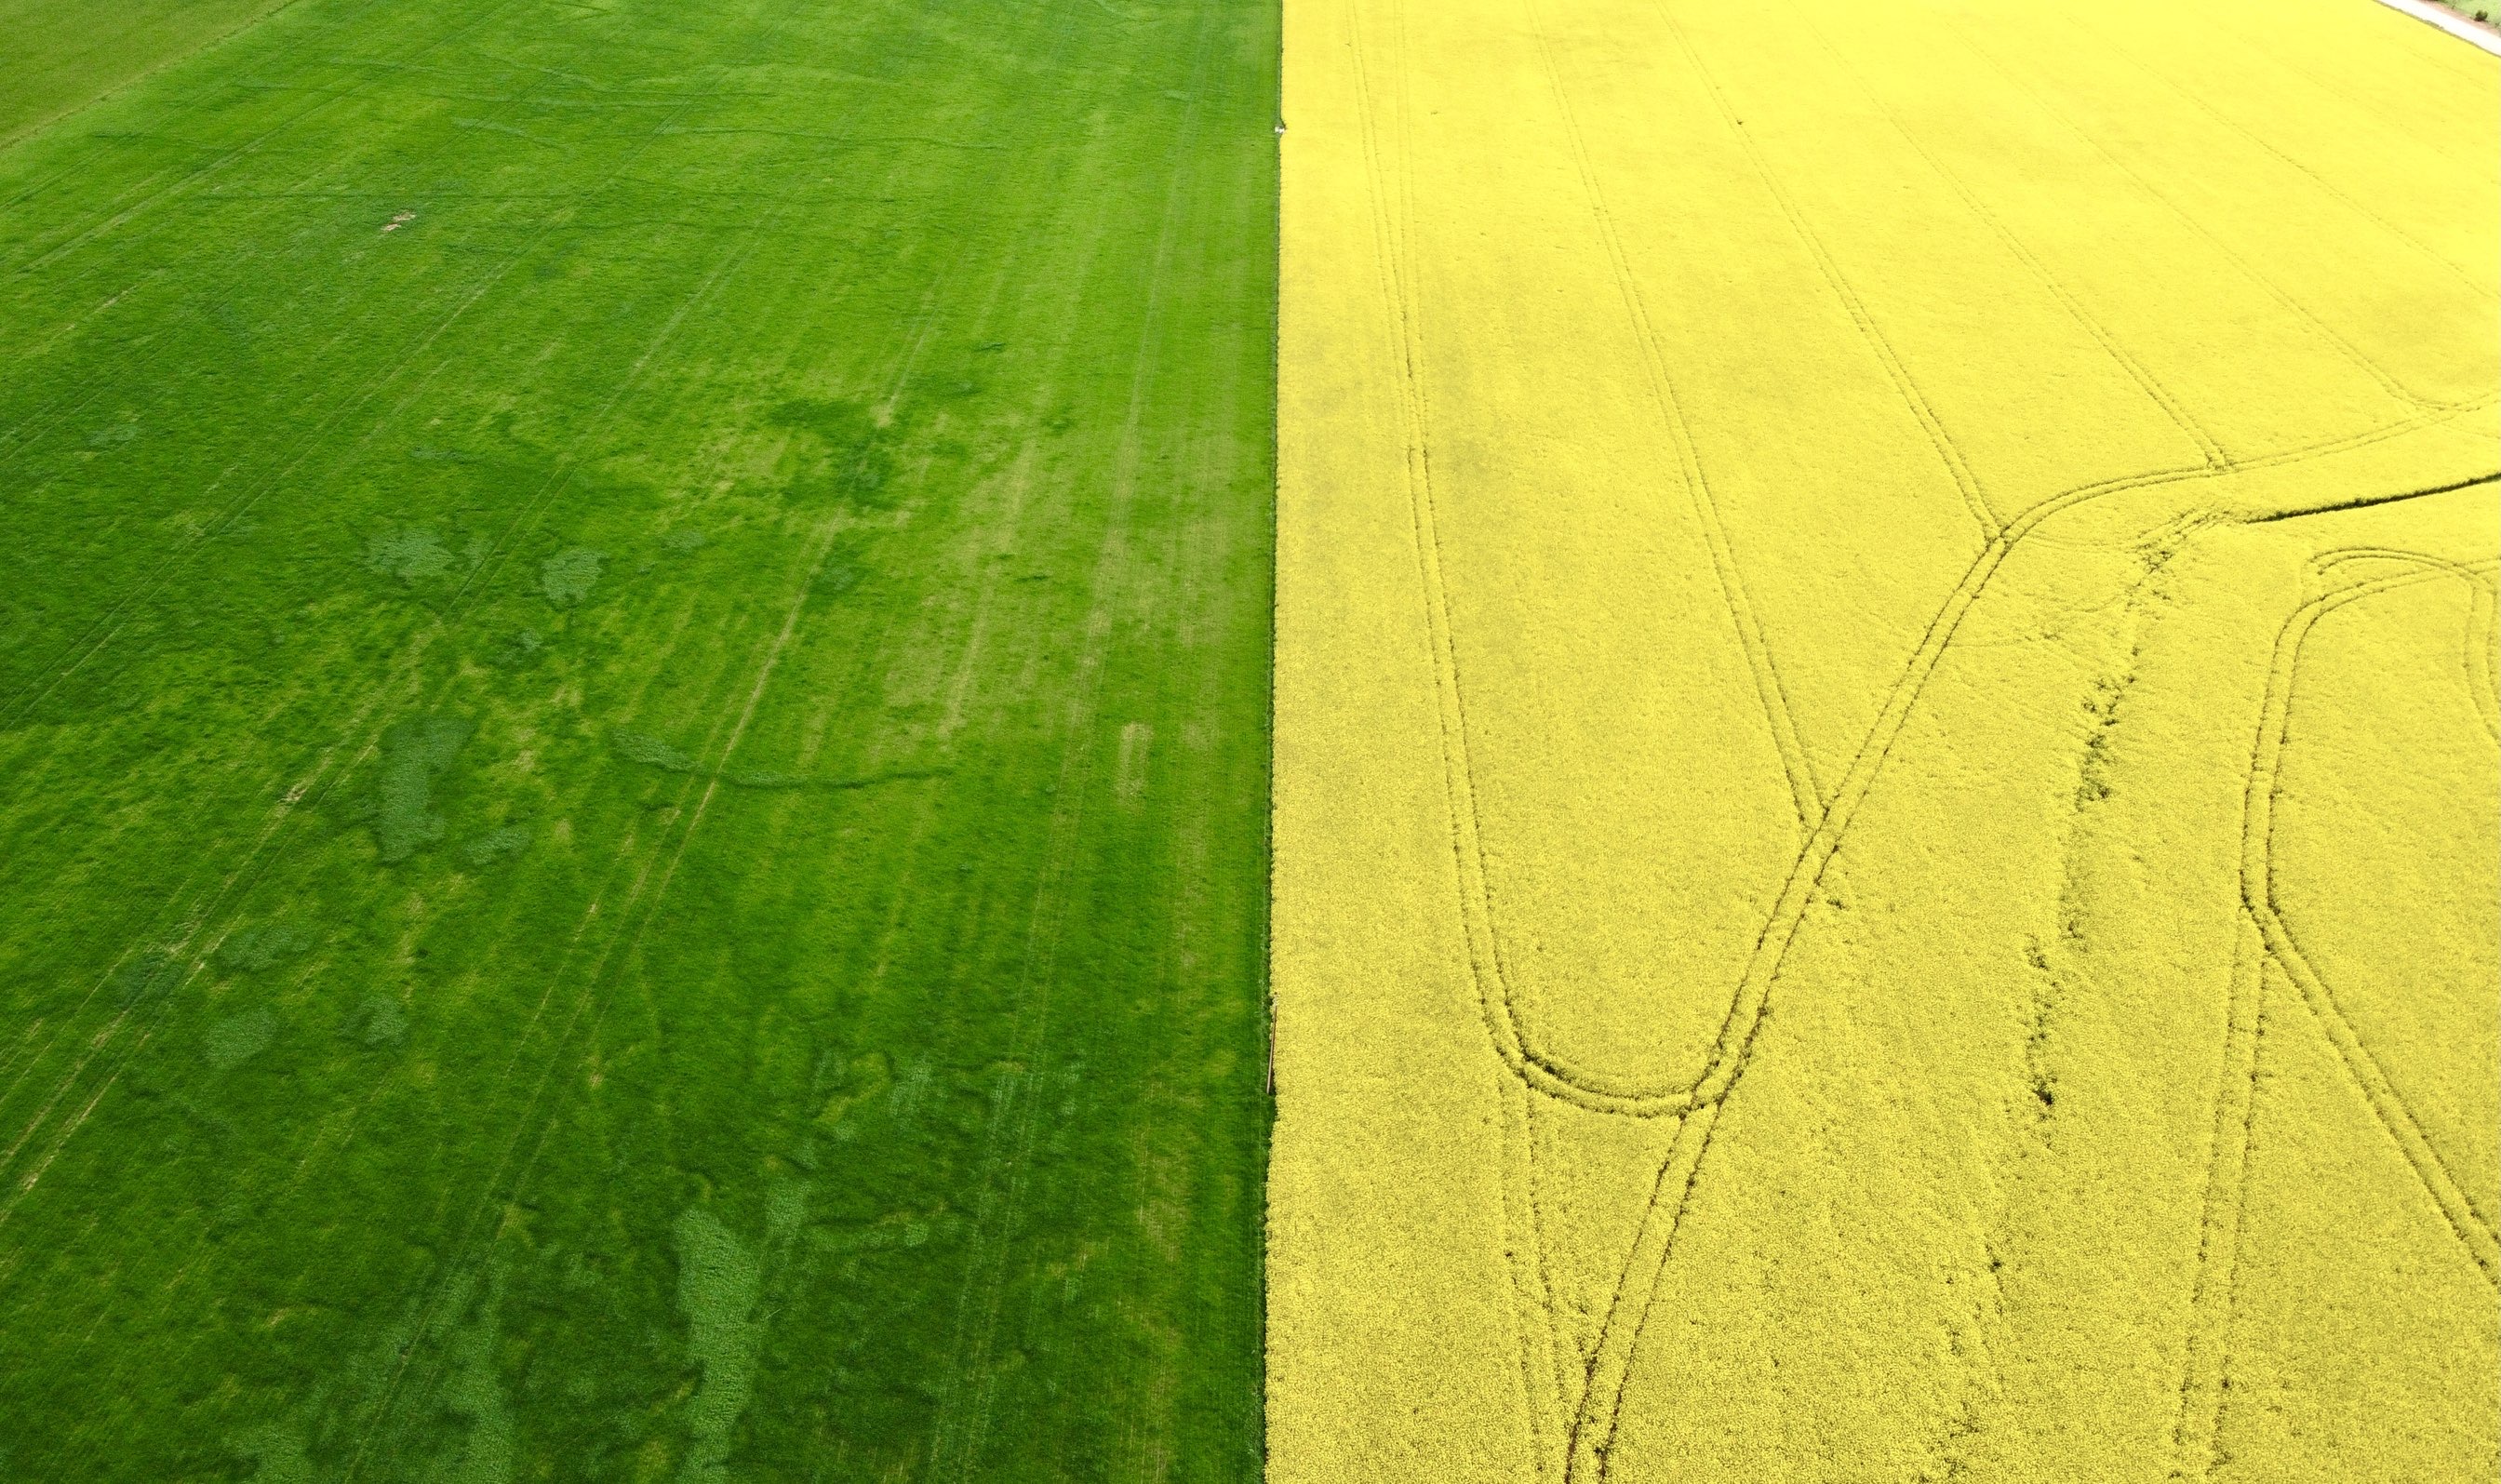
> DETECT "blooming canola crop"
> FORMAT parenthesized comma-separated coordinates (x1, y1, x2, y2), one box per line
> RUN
(1269, 0, 2500, 1477)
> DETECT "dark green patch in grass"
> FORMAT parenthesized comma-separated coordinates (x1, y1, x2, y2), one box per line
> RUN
(614, 729, 699, 773)
(113, 950, 186, 1009)
(488, 627, 547, 669)
(772, 396, 903, 508)
(0, 0, 1275, 1476)
(346, 994, 410, 1049)
(371, 715, 473, 863)
(461, 823, 533, 866)
(204, 1009, 278, 1069)
(368, 528, 457, 585)
(216, 922, 315, 973)
(538, 546, 606, 608)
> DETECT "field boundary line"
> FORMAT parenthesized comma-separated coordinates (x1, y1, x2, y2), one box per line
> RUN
(2372, 0, 2501, 56)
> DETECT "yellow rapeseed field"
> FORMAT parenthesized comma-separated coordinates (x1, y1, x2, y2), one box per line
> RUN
(1269, 0, 2498, 1477)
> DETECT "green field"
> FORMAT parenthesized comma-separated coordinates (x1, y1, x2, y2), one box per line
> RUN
(0, 0, 301, 143)
(0, 0, 1277, 1476)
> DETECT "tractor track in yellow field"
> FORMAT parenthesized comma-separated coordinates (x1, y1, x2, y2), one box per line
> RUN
(2235, 550, 2501, 1281)
(1341, 0, 2501, 1464)
(1542, 468, 2501, 1481)
(1276, 0, 2500, 1472)
(2176, 539, 2500, 1477)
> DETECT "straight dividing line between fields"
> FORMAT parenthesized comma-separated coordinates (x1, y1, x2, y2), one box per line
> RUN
(2372, 0, 2501, 58)
(1332, 0, 1560, 1470)
(1260, 0, 1283, 1464)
